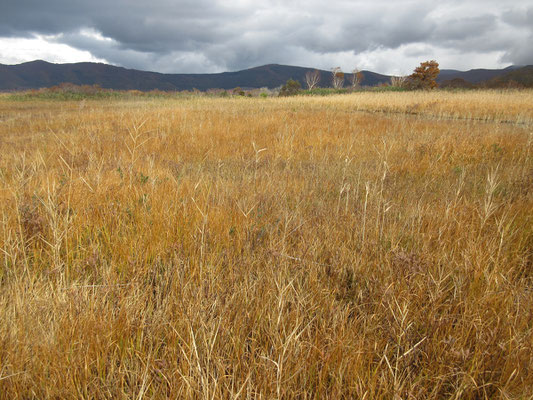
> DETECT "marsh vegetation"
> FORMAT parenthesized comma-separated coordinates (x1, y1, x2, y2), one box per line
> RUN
(0, 91, 532, 398)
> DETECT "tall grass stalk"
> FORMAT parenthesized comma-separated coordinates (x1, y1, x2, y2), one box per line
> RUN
(0, 90, 532, 398)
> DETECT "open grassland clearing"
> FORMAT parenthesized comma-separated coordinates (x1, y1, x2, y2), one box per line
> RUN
(0, 91, 532, 398)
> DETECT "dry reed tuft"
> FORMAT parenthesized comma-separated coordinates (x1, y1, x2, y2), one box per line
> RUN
(0, 90, 532, 398)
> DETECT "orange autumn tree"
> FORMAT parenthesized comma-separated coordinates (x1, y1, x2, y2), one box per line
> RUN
(408, 60, 440, 89)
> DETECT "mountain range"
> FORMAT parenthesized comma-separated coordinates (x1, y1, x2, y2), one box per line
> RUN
(0, 60, 531, 91)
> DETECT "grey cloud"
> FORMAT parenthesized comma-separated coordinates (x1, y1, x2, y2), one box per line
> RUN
(501, 33, 533, 66)
(403, 44, 435, 58)
(502, 7, 533, 28)
(1, 0, 532, 72)
(432, 15, 497, 42)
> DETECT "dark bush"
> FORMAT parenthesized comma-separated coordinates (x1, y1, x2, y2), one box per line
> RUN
(279, 79, 301, 96)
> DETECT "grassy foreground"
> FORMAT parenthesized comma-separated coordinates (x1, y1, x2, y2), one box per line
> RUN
(0, 91, 532, 399)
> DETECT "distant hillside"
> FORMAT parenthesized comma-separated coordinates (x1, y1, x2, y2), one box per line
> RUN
(0, 60, 527, 92)
(0, 61, 391, 91)
(439, 78, 476, 89)
(437, 66, 519, 84)
(482, 66, 533, 88)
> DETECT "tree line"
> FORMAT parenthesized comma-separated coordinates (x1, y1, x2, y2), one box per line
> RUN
(280, 60, 440, 96)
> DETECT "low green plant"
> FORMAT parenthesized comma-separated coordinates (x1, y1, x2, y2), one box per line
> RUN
(279, 79, 301, 96)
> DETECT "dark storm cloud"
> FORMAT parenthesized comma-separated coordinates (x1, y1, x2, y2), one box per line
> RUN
(502, 6, 533, 28)
(499, 5, 533, 66)
(1, 0, 532, 72)
(432, 15, 497, 42)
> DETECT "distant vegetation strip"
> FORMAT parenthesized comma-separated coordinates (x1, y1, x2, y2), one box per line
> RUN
(2, 60, 532, 92)
(2, 83, 414, 101)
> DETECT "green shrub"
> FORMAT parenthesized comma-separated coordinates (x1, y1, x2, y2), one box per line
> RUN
(279, 79, 301, 97)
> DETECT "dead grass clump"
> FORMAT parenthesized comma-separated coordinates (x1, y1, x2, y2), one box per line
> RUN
(0, 91, 532, 398)
(18, 195, 46, 244)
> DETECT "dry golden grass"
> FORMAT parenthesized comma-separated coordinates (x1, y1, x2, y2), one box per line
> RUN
(0, 91, 532, 399)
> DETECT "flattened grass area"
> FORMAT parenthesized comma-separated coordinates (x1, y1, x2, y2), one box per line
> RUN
(0, 91, 532, 398)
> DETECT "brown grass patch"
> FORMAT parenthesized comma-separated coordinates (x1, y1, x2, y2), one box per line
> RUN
(0, 91, 532, 398)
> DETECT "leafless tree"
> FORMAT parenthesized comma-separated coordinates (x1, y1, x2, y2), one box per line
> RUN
(305, 70, 321, 90)
(331, 67, 344, 89)
(390, 75, 407, 88)
(350, 68, 364, 88)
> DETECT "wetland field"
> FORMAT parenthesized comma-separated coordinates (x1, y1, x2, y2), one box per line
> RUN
(0, 90, 532, 398)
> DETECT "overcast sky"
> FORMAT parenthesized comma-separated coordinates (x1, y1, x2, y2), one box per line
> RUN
(1, 0, 532, 75)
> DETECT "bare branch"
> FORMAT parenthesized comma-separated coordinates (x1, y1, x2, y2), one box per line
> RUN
(390, 75, 407, 88)
(331, 67, 344, 89)
(305, 70, 320, 90)
(350, 68, 364, 88)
